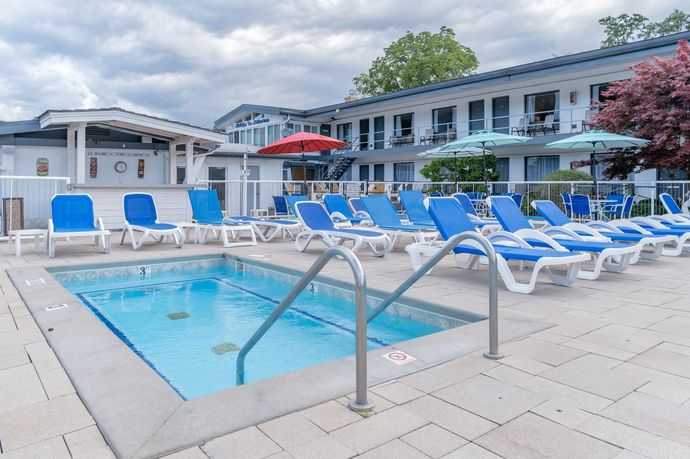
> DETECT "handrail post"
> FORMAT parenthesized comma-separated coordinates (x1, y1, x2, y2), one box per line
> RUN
(235, 246, 373, 412)
(367, 231, 503, 360)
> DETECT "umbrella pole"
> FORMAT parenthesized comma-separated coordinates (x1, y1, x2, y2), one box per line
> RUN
(454, 152, 458, 192)
(592, 144, 598, 199)
(301, 152, 307, 195)
(482, 144, 488, 195)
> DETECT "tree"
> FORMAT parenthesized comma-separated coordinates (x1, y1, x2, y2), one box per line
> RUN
(599, 9, 690, 48)
(352, 27, 478, 96)
(579, 40, 690, 179)
(419, 154, 498, 184)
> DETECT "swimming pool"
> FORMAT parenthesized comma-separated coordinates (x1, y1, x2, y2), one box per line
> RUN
(53, 256, 473, 399)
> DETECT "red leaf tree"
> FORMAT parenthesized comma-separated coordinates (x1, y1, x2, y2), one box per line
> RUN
(588, 40, 690, 179)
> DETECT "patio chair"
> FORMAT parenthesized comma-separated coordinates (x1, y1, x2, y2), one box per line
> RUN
(511, 118, 526, 136)
(293, 201, 391, 256)
(490, 196, 640, 280)
(405, 197, 589, 294)
(349, 197, 371, 220)
(272, 196, 289, 217)
(284, 194, 308, 215)
(541, 114, 558, 135)
(533, 200, 675, 261)
(398, 190, 436, 226)
(323, 194, 370, 225)
(560, 192, 573, 217)
(600, 193, 625, 219)
(120, 193, 184, 250)
(428, 191, 445, 197)
(451, 193, 499, 228)
(570, 194, 596, 221)
(187, 190, 257, 247)
(48, 194, 111, 258)
(360, 195, 438, 246)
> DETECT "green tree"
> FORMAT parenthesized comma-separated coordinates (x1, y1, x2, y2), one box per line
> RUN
(599, 9, 690, 48)
(352, 27, 478, 96)
(419, 155, 498, 184)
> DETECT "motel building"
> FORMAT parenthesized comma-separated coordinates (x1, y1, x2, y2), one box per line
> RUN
(215, 31, 690, 187)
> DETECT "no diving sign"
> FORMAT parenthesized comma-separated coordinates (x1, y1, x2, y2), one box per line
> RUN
(382, 350, 417, 366)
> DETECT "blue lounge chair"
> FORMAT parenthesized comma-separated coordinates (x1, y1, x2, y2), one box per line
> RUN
(609, 215, 690, 255)
(323, 194, 369, 225)
(48, 194, 111, 257)
(428, 191, 445, 197)
(349, 197, 370, 220)
(451, 193, 500, 228)
(659, 193, 690, 222)
(490, 196, 640, 280)
(398, 190, 436, 226)
(533, 200, 675, 261)
(293, 201, 391, 256)
(120, 193, 184, 250)
(285, 194, 308, 216)
(272, 196, 289, 217)
(187, 190, 257, 247)
(405, 197, 588, 294)
(361, 195, 437, 245)
(227, 216, 301, 242)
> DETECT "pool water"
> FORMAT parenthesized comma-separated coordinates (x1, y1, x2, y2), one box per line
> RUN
(53, 257, 469, 399)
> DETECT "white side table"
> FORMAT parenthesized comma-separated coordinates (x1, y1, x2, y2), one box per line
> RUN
(8, 229, 48, 257)
(175, 222, 199, 244)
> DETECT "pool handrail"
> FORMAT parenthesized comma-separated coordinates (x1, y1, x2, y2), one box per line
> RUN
(235, 246, 373, 412)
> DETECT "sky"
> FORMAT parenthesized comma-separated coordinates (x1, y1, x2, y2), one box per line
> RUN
(0, 0, 683, 127)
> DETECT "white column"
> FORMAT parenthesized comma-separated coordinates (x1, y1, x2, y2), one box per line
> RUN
(168, 141, 178, 184)
(66, 124, 77, 183)
(75, 123, 87, 184)
(184, 139, 194, 184)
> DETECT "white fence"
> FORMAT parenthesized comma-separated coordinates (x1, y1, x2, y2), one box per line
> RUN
(0, 176, 71, 235)
(199, 179, 690, 218)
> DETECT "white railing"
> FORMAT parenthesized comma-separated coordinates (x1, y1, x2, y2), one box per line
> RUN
(197, 178, 690, 218)
(0, 176, 71, 235)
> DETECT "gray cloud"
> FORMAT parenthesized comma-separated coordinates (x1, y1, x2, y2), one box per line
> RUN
(0, 0, 681, 126)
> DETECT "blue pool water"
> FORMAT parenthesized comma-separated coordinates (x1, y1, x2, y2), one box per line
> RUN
(53, 257, 468, 399)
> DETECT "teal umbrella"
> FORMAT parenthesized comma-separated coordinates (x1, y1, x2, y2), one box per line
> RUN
(418, 146, 483, 188)
(545, 130, 650, 189)
(442, 130, 530, 191)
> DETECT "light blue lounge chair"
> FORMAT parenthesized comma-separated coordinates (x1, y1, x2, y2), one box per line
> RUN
(48, 194, 111, 257)
(323, 194, 369, 225)
(490, 196, 640, 280)
(120, 193, 184, 250)
(405, 197, 588, 294)
(293, 201, 391, 256)
(398, 190, 436, 226)
(361, 195, 438, 245)
(285, 194, 308, 216)
(272, 196, 289, 217)
(349, 197, 370, 220)
(187, 190, 257, 247)
(533, 200, 674, 261)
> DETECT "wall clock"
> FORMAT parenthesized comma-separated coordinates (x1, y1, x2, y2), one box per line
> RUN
(114, 161, 128, 173)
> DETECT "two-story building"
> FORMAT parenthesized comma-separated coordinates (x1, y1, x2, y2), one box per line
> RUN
(215, 31, 690, 185)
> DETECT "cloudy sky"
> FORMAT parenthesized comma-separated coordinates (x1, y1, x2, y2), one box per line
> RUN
(0, 0, 682, 127)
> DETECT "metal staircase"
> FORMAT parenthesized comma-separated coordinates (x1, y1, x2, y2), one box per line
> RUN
(321, 137, 359, 181)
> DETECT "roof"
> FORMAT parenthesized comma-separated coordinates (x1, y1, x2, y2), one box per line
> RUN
(0, 119, 41, 136)
(37, 107, 227, 144)
(214, 31, 690, 128)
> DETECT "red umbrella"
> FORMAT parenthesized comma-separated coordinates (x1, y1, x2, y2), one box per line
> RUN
(258, 132, 346, 187)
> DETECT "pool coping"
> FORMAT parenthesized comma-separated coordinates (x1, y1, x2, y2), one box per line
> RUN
(9, 254, 550, 458)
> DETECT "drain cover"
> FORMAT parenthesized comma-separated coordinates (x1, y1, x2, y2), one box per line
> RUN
(212, 342, 240, 355)
(166, 311, 190, 320)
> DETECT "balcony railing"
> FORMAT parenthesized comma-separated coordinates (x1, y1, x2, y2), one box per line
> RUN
(352, 106, 596, 151)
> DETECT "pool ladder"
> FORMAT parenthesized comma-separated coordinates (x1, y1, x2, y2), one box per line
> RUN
(235, 232, 502, 412)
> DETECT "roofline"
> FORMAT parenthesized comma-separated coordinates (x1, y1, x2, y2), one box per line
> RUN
(0, 119, 42, 136)
(39, 107, 227, 143)
(213, 104, 307, 130)
(216, 31, 690, 123)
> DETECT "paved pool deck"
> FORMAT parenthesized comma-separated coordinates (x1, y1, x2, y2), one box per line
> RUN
(1, 235, 690, 458)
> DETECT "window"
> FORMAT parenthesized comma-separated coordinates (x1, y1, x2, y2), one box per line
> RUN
(469, 100, 485, 132)
(393, 113, 414, 137)
(525, 91, 560, 124)
(493, 157, 510, 193)
(373, 163, 385, 181)
(394, 162, 414, 182)
(525, 155, 559, 181)
(359, 164, 370, 181)
(359, 119, 370, 150)
(590, 83, 611, 106)
(492, 96, 510, 134)
(337, 123, 352, 143)
(253, 127, 266, 146)
(208, 166, 227, 209)
(176, 166, 185, 184)
(432, 107, 456, 133)
(232, 131, 240, 143)
(304, 125, 319, 134)
(267, 125, 281, 143)
(373, 116, 385, 149)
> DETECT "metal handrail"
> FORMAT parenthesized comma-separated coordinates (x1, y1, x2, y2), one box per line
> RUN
(367, 231, 503, 359)
(235, 246, 374, 412)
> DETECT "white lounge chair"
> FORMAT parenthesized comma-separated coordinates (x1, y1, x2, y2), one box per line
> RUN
(120, 193, 184, 250)
(48, 194, 111, 258)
